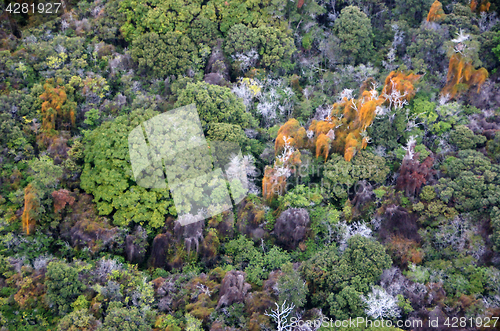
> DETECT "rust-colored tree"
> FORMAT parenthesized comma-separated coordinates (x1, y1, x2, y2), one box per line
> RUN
(442, 53, 488, 99)
(38, 78, 77, 146)
(396, 156, 434, 197)
(396, 138, 435, 197)
(308, 71, 420, 161)
(275, 118, 307, 153)
(264, 71, 420, 200)
(22, 184, 39, 235)
(427, 0, 446, 22)
(263, 135, 301, 201)
(52, 189, 76, 213)
(470, 0, 490, 12)
(387, 234, 424, 267)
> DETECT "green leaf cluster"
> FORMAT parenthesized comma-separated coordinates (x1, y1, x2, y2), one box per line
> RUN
(302, 236, 392, 318)
(80, 109, 176, 229)
(333, 6, 374, 65)
(174, 81, 254, 129)
(45, 261, 86, 315)
(130, 31, 199, 79)
(323, 151, 390, 200)
(225, 235, 291, 285)
(435, 150, 500, 212)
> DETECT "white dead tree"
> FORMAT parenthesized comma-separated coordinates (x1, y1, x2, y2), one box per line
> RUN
(451, 29, 470, 55)
(402, 136, 417, 161)
(265, 300, 296, 331)
(382, 79, 408, 110)
(362, 286, 401, 320)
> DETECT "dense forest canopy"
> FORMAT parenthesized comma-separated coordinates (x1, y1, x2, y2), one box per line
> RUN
(0, 0, 500, 330)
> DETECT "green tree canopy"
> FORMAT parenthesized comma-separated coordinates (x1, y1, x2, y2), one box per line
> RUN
(302, 236, 391, 318)
(130, 31, 199, 79)
(118, 0, 284, 42)
(323, 151, 390, 200)
(174, 82, 254, 129)
(80, 109, 176, 229)
(435, 150, 500, 212)
(333, 6, 374, 65)
(224, 24, 296, 72)
(101, 302, 152, 331)
(206, 123, 247, 144)
(45, 261, 85, 315)
(56, 308, 100, 331)
(449, 125, 486, 150)
(276, 262, 309, 308)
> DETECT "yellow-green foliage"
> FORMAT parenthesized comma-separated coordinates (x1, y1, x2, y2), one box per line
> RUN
(80, 109, 176, 229)
(46, 52, 68, 69)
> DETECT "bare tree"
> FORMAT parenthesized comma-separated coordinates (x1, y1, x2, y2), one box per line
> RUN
(265, 300, 296, 331)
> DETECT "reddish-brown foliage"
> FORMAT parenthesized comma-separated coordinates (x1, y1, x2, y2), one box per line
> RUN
(396, 156, 435, 197)
(427, 0, 446, 22)
(387, 234, 424, 267)
(52, 189, 75, 213)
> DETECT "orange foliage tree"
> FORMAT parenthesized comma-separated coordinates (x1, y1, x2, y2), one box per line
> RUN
(427, 0, 446, 22)
(470, 0, 490, 12)
(263, 71, 421, 200)
(275, 118, 307, 153)
(21, 184, 39, 235)
(262, 135, 302, 201)
(381, 71, 420, 108)
(442, 53, 488, 99)
(308, 71, 420, 162)
(39, 78, 76, 139)
(442, 29, 488, 99)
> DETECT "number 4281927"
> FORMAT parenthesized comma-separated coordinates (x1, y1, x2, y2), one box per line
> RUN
(5, 2, 62, 14)
(444, 316, 499, 328)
